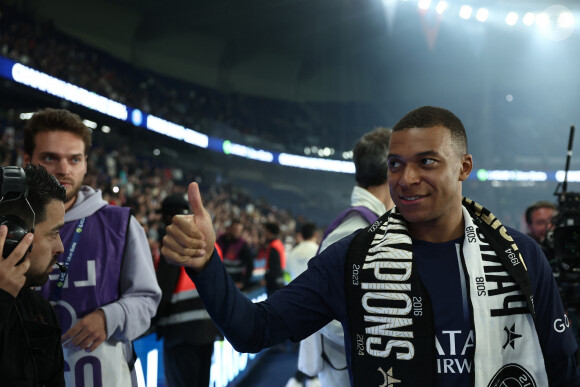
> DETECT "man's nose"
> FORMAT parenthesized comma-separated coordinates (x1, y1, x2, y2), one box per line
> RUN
(54, 159, 69, 175)
(400, 166, 419, 187)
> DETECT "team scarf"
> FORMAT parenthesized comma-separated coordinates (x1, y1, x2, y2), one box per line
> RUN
(345, 197, 549, 386)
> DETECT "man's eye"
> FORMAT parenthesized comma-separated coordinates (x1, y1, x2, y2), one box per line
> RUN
(42, 156, 54, 162)
(422, 158, 436, 165)
(389, 160, 401, 168)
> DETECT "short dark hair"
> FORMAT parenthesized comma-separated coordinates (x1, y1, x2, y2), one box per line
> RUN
(300, 222, 317, 240)
(392, 106, 468, 155)
(23, 108, 92, 157)
(160, 194, 189, 217)
(0, 165, 66, 227)
(525, 200, 557, 225)
(264, 222, 280, 236)
(353, 127, 392, 188)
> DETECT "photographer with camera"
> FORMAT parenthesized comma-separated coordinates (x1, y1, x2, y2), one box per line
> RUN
(525, 200, 557, 245)
(0, 165, 66, 386)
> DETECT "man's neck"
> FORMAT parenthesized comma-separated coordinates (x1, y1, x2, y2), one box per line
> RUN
(64, 196, 77, 212)
(408, 210, 465, 243)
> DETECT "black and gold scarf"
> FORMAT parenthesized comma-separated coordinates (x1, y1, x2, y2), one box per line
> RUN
(345, 198, 548, 386)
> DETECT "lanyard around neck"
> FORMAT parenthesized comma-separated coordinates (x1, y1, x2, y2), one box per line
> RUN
(51, 217, 86, 302)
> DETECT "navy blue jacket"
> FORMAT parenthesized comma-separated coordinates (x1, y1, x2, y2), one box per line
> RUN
(188, 227, 579, 386)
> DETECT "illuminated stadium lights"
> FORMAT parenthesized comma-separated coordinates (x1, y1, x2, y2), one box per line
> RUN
(535, 5, 575, 41)
(153, 149, 161, 156)
(403, 0, 576, 39)
(459, 5, 472, 20)
(559, 11, 575, 29)
(536, 12, 550, 29)
(19, 112, 34, 120)
(304, 145, 335, 158)
(505, 12, 519, 26)
(556, 170, 580, 183)
(342, 150, 353, 160)
(131, 109, 143, 126)
(146, 115, 209, 148)
(82, 119, 97, 129)
(418, 0, 431, 11)
(476, 169, 547, 182)
(435, 1, 448, 15)
(475, 8, 489, 23)
(222, 140, 274, 162)
(11, 63, 128, 121)
(101, 125, 111, 133)
(279, 153, 355, 173)
(523, 12, 535, 26)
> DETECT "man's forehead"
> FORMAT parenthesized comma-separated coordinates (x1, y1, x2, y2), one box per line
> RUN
(388, 127, 449, 154)
(534, 208, 555, 216)
(34, 130, 84, 147)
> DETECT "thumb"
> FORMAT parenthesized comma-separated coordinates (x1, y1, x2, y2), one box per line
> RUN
(188, 182, 205, 218)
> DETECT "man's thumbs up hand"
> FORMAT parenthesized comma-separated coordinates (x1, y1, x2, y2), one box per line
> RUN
(161, 182, 216, 271)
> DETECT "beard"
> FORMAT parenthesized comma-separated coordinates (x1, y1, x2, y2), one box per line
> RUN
(25, 255, 58, 287)
(65, 181, 83, 203)
(25, 270, 50, 288)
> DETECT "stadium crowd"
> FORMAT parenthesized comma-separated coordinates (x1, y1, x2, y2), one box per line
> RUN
(0, 106, 309, 280)
(0, 4, 382, 155)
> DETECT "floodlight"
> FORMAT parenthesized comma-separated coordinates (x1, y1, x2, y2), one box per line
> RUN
(418, 0, 431, 11)
(505, 12, 519, 26)
(435, 1, 448, 15)
(522, 12, 535, 26)
(476, 8, 489, 22)
(459, 5, 472, 20)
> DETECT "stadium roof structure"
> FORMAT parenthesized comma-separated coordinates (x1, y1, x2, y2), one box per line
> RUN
(4, 0, 580, 170)
(8, 0, 579, 104)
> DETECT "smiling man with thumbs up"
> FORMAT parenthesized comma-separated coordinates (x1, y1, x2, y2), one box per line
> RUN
(162, 106, 579, 387)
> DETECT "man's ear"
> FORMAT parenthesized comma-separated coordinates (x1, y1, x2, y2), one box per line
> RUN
(23, 153, 31, 165)
(459, 154, 473, 182)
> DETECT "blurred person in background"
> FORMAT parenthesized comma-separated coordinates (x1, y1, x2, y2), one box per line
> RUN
(297, 127, 394, 387)
(23, 108, 161, 387)
(285, 221, 321, 387)
(285, 222, 319, 281)
(216, 218, 254, 289)
(525, 200, 556, 245)
(259, 221, 286, 297)
(153, 194, 220, 387)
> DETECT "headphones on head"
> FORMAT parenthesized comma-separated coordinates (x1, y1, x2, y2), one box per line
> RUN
(0, 166, 35, 260)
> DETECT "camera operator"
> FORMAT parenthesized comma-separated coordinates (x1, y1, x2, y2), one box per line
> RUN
(525, 200, 558, 273)
(0, 165, 66, 386)
(525, 200, 557, 245)
(533, 192, 580, 360)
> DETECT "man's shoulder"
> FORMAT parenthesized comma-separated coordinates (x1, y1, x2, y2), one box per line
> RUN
(98, 204, 131, 214)
(504, 226, 537, 248)
(21, 288, 56, 320)
(64, 205, 133, 240)
(503, 226, 547, 269)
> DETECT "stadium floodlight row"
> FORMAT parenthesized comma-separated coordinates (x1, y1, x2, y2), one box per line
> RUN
(0, 55, 576, 182)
